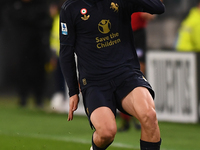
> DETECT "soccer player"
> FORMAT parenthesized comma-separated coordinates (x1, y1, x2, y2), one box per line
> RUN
(59, 0, 165, 150)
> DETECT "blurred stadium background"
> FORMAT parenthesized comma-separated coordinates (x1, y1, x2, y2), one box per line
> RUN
(0, 0, 200, 150)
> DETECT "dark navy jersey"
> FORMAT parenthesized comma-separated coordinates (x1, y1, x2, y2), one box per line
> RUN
(59, 0, 165, 96)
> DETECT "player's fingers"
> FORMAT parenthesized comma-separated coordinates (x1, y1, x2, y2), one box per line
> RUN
(68, 101, 78, 121)
(68, 105, 74, 121)
(68, 101, 74, 121)
(68, 109, 73, 121)
(68, 95, 79, 121)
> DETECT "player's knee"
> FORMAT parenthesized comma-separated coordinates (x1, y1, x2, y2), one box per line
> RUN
(98, 124, 117, 143)
(141, 108, 158, 129)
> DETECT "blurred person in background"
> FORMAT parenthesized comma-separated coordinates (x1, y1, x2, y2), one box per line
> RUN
(175, 0, 200, 51)
(118, 12, 155, 132)
(132, 12, 155, 74)
(1, 0, 52, 108)
(49, 1, 68, 113)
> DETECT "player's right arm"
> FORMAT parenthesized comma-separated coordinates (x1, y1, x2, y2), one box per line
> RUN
(60, 45, 79, 97)
(59, 2, 80, 120)
(60, 45, 79, 121)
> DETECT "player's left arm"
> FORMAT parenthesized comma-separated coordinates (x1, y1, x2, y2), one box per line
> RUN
(140, 12, 155, 22)
(136, 0, 165, 14)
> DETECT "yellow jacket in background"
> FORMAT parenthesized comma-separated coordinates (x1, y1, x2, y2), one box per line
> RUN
(176, 7, 200, 52)
(50, 14, 60, 56)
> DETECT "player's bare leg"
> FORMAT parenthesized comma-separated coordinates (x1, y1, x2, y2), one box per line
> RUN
(122, 87, 161, 149)
(90, 107, 117, 149)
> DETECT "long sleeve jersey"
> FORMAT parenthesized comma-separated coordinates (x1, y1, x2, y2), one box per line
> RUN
(59, 0, 165, 97)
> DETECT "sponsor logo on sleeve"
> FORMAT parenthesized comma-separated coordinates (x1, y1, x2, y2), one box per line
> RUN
(61, 22, 68, 35)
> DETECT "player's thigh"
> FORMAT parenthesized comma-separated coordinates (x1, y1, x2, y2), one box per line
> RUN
(121, 87, 155, 120)
(90, 107, 117, 134)
(82, 85, 117, 132)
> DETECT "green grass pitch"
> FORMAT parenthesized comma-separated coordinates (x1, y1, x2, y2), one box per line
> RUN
(0, 95, 200, 150)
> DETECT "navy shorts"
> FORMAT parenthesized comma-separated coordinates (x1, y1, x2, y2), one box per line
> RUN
(81, 70, 154, 128)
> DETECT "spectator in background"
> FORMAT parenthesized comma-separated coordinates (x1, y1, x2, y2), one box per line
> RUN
(175, 0, 200, 51)
(118, 12, 155, 132)
(49, 1, 68, 113)
(1, 0, 52, 108)
(132, 12, 155, 74)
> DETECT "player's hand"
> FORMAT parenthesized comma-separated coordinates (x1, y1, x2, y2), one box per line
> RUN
(68, 94, 79, 121)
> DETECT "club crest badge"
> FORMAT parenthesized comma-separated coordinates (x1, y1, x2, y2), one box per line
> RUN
(110, 2, 119, 12)
(80, 8, 90, 20)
